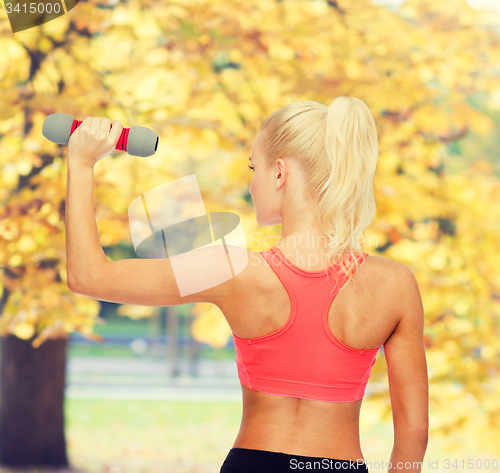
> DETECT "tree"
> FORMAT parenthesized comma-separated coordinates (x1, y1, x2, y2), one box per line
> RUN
(1, 0, 500, 466)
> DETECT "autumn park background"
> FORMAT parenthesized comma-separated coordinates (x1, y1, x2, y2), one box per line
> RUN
(1, 0, 500, 471)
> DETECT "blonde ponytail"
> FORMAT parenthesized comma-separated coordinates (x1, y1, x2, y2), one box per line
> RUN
(259, 94, 379, 281)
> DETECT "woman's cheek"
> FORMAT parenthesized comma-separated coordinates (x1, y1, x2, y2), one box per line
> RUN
(250, 177, 257, 196)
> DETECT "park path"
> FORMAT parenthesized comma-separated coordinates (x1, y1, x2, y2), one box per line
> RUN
(66, 357, 242, 400)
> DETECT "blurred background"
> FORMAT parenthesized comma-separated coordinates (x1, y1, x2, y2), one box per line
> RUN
(1, 0, 500, 471)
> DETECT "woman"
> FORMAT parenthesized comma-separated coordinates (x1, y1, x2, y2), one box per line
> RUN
(218, 95, 429, 473)
(65, 95, 428, 473)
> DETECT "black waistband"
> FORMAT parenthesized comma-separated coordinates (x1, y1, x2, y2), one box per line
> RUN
(226, 448, 369, 470)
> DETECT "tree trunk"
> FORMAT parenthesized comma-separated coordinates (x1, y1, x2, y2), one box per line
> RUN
(166, 307, 180, 377)
(188, 313, 201, 377)
(0, 334, 69, 468)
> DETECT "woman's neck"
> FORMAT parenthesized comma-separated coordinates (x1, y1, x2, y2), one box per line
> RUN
(276, 232, 331, 251)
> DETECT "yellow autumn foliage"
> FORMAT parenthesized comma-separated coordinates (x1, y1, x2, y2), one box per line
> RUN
(0, 0, 499, 445)
(191, 303, 232, 349)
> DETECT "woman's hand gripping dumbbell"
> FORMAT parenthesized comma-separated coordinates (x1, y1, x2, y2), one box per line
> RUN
(42, 113, 159, 164)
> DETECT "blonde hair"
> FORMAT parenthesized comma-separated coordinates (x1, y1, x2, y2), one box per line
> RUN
(259, 94, 379, 282)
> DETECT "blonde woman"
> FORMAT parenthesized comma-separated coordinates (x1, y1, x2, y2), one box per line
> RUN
(66, 95, 428, 473)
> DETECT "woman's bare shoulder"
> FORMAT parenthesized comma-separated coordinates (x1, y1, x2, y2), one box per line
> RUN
(363, 254, 416, 281)
(209, 248, 270, 311)
(360, 255, 418, 295)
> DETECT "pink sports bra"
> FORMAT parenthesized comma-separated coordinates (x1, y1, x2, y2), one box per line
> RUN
(232, 246, 381, 403)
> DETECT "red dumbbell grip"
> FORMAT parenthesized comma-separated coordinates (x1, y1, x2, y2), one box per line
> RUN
(71, 119, 130, 152)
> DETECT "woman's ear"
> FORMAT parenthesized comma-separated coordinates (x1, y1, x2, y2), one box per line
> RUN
(276, 158, 284, 179)
(274, 159, 286, 191)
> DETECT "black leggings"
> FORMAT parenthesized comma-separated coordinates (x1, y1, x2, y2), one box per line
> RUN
(220, 448, 369, 473)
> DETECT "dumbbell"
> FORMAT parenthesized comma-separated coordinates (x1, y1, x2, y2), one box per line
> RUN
(42, 113, 159, 157)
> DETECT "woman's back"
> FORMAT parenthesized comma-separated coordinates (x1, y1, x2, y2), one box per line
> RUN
(216, 246, 407, 461)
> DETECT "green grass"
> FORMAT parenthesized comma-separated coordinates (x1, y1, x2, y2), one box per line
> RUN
(68, 344, 139, 358)
(64, 398, 243, 473)
(68, 343, 236, 360)
(93, 317, 151, 337)
(197, 347, 235, 360)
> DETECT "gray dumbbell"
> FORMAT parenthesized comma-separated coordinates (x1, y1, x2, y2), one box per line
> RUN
(42, 113, 159, 157)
